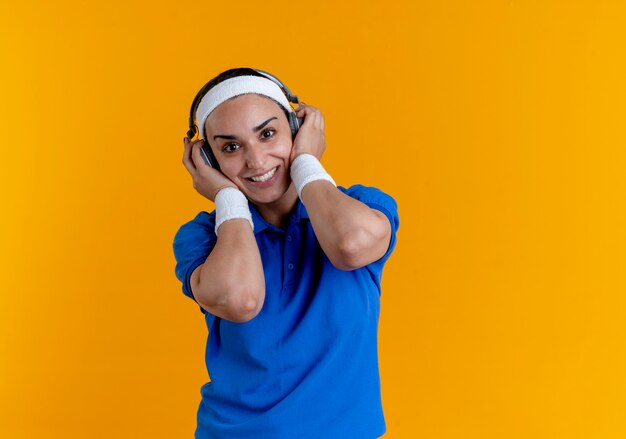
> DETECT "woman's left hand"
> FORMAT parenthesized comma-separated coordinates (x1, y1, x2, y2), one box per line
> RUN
(290, 103, 326, 164)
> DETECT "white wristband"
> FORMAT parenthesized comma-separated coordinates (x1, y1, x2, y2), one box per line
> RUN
(214, 187, 254, 235)
(290, 154, 336, 198)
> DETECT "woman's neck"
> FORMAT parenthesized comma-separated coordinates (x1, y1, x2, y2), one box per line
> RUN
(253, 184, 299, 230)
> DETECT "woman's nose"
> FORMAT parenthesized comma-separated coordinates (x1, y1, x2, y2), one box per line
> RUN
(245, 144, 267, 169)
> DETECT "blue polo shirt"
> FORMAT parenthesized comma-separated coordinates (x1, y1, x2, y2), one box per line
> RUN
(173, 184, 399, 439)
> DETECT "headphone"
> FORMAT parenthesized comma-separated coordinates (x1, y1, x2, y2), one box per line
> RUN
(186, 69, 302, 169)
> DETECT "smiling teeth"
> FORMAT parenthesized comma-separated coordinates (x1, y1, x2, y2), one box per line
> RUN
(250, 167, 277, 182)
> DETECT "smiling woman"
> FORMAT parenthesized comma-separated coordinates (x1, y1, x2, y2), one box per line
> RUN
(173, 67, 400, 439)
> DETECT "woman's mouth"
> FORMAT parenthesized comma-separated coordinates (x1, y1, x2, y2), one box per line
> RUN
(247, 166, 278, 183)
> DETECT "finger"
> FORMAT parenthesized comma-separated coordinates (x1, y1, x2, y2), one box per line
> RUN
(296, 102, 313, 111)
(190, 140, 204, 166)
(182, 137, 197, 173)
(189, 139, 208, 170)
(313, 108, 323, 128)
(296, 106, 309, 118)
(306, 108, 321, 128)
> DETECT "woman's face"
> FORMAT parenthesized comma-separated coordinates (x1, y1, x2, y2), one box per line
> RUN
(204, 93, 293, 207)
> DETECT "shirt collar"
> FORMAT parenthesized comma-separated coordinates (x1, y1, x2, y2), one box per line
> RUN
(248, 199, 310, 235)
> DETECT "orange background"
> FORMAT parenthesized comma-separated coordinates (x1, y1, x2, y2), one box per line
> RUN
(2, 1, 625, 437)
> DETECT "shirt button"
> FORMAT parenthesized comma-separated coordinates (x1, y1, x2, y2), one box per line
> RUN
(287, 235, 292, 242)
(287, 263, 294, 270)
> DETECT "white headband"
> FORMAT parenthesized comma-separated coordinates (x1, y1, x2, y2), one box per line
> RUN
(195, 76, 293, 140)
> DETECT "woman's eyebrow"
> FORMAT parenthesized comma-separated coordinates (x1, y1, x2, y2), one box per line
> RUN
(213, 134, 237, 141)
(253, 117, 277, 132)
(213, 117, 278, 141)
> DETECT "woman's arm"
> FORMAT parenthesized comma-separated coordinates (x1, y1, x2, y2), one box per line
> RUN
(190, 219, 265, 322)
(301, 181, 391, 270)
(290, 104, 392, 270)
(183, 137, 265, 322)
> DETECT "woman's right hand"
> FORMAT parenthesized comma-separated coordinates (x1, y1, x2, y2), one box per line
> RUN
(182, 137, 237, 202)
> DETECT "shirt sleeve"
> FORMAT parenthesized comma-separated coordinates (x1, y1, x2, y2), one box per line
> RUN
(172, 211, 217, 314)
(341, 184, 400, 287)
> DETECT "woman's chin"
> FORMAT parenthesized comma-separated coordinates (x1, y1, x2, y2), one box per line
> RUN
(245, 183, 296, 209)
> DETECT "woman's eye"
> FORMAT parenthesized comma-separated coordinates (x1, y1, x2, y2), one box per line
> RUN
(223, 143, 240, 152)
(261, 129, 275, 139)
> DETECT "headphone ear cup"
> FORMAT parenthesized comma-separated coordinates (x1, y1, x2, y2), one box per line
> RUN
(200, 141, 220, 170)
(289, 112, 300, 139)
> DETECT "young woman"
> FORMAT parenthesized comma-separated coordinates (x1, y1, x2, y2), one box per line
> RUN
(173, 68, 399, 438)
